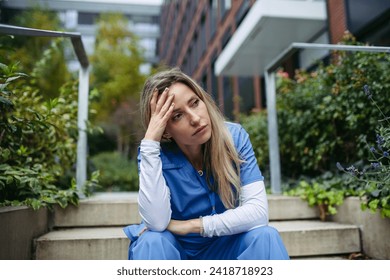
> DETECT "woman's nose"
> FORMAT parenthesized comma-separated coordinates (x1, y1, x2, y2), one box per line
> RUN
(189, 111, 200, 126)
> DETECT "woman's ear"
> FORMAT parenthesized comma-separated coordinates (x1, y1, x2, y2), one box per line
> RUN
(163, 132, 172, 139)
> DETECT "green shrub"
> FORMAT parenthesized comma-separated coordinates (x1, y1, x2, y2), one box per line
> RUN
(90, 151, 139, 192)
(240, 111, 270, 186)
(275, 36, 390, 179)
(0, 62, 98, 209)
(242, 47, 389, 179)
(241, 35, 390, 217)
(285, 173, 358, 220)
(337, 85, 389, 218)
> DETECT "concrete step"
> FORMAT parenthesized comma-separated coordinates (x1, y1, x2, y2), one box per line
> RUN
(268, 194, 319, 220)
(52, 192, 141, 227)
(34, 220, 361, 260)
(35, 227, 128, 260)
(52, 192, 318, 227)
(270, 220, 360, 257)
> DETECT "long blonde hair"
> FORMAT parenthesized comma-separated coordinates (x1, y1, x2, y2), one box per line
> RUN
(140, 67, 242, 208)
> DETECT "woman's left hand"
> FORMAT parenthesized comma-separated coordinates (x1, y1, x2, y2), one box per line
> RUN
(167, 219, 201, 235)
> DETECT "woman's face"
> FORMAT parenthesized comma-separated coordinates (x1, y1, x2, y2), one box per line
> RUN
(164, 82, 211, 149)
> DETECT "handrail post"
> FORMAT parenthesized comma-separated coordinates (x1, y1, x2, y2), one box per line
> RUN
(76, 66, 90, 197)
(265, 71, 282, 194)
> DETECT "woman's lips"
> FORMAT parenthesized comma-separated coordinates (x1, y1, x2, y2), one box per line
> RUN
(193, 125, 207, 136)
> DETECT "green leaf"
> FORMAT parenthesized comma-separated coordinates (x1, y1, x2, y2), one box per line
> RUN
(0, 96, 14, 107)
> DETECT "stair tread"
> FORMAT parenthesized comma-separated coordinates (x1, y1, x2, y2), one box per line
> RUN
(270, 220, 358, 231)
(77, 192, 308, 204)
(77, 192, 138, 204)
(37, 220, 358, 241)
(37, 227, 126, 241)
(53, 192, 319, 228)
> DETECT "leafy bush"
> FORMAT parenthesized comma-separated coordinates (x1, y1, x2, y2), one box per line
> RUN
(240, 111, 269, 184)
(90, 151, 139, 192)
(337, 85, 389, 218)
(241, 36, 389, 182)
(0, 62, 98, 210)
(276, 35, 390, 179)
(240, 35, 390, 217)
(285, 173, 357, 220)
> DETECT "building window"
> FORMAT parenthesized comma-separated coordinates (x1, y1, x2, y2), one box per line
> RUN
(201, 69, 208, 92)
(345, 0, 390, 45)
(223, 76, 234, 120)
(78, 12, 99, 25)
(221, 26, 232, 48)
(238, 77, 255, 114)
(211, 50, 218, 102)
(200, 13, 207, 59)
(209, 0, 218, 39)
(234, 0, 250, 28)
(220, 0, 231, 21)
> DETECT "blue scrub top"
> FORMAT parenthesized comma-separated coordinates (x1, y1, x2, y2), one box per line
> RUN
(136, 122, 264, 252)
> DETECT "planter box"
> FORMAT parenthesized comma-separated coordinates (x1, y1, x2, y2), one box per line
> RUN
(330, 197, 390, 260)
(0, 206, 50, 260)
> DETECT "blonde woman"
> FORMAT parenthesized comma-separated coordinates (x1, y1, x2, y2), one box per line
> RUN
(123, 68, 289, 260)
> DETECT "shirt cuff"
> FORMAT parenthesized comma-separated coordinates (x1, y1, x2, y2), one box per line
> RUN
(201, 181, 268, 237)
(140, 139, 161, 155)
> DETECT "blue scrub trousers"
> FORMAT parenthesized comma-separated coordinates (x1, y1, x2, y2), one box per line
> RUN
(124, 225, 289, 260)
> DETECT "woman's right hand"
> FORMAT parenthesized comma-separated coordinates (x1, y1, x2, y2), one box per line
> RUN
(144, 87, 175, 142)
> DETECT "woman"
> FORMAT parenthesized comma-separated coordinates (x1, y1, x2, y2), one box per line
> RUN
(123, 68, 289, 260)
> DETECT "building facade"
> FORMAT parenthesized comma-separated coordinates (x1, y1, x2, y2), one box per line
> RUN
(2, 0, 389, 119)
(159, 0, 262, 120)
(158, 0, 390, 120)
(0, 0, 162, 73)
(327, 0, 390, 46)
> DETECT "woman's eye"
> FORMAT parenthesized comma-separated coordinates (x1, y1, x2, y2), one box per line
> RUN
(172, 113, 182, 121)
(192, 99, 200, 106)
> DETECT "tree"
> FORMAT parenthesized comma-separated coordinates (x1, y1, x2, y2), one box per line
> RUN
(90, 12, 147, 158)
(0, 6, 71, 100)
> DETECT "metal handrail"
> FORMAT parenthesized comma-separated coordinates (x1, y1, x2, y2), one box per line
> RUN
(0, 24, 90, 196)
(264, 42, 390, 194)
(0, 24, 89, 67)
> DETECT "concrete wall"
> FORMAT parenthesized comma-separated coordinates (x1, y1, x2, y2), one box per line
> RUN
(330, 197, 390, 260)
(0, 206, 50, 260)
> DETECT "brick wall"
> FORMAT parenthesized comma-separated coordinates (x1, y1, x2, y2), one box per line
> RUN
(327, 0, 348, 43)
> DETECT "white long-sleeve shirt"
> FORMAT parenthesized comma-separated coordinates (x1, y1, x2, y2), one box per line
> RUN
(138, 139, 269, 237)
